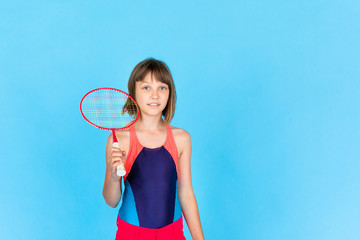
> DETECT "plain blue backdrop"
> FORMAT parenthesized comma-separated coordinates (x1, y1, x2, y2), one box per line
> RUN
(1, 1, 359, 239)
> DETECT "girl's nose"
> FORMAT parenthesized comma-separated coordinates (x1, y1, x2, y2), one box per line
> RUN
(151, 90, 159, 99)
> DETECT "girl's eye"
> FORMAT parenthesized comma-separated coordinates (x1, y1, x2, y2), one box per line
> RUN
(143, 86, 150, 90)
(160, 87, 167, 90)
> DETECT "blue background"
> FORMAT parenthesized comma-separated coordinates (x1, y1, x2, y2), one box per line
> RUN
(1, 1, 359, 239)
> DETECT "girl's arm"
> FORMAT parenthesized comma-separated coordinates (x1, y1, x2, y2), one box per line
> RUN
(102, 134, 122, 208)
(177, 130, 205, 240)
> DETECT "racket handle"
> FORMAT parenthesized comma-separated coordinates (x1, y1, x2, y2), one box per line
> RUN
(116, 165, 126, 177)
(112, 142, 126, 177)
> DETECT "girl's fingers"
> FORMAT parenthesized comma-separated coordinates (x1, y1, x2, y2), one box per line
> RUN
(111, 158, 122, 164)
(112, 147, 122, 152)
(111, 161, 123, 170)
(109, 151, 126, 166)
(111, 156, 126, 165)
(111, 154, 121, 159)
(112, 153, 125, 160)
(111, 150, 126, 157)
(111, 161, 121, 167)
(112, 152, 126, 160)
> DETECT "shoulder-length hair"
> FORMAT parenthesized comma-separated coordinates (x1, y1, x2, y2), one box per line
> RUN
(126, 58, 176, 124)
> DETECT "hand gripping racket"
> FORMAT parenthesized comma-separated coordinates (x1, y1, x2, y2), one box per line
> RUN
(80, 88, 139, 176)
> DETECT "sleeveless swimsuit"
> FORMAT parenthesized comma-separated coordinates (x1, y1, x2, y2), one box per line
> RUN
(115, 124, 186, 240)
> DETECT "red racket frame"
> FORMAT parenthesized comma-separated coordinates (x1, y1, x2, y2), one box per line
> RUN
(80, 87, 140, 143)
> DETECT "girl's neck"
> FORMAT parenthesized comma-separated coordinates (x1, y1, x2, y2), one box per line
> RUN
(135, 115, 166, 131)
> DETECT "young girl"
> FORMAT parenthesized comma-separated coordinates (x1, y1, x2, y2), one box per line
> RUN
(102, 58, 205, 240)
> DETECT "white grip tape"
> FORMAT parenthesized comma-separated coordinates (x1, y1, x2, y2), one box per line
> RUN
(112, 142, 126, 176)
(117, 164, 126, 176)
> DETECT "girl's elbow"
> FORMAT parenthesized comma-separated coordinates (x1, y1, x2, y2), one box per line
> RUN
(111, 203, 118, 208)
(179, 190, 195, 203)
(102, 192, 120, 208)
(105, 199, 119, 208)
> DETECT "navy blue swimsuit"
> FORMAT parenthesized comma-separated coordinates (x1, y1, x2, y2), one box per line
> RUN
(118, 125, 182, 229)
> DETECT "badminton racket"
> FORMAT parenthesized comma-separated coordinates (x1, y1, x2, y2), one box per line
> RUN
(80, 87, 139, 176)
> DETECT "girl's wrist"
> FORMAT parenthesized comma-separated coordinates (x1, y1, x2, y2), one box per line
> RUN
(110, 176, 121, 184)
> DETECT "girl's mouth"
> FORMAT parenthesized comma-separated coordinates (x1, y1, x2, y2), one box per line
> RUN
(148, 103, 160, 107)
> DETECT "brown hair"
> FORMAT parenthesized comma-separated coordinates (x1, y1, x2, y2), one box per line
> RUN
(126, 58, 176, 124)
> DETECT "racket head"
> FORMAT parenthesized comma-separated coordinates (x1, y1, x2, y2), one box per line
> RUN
(80, 88, 139, 131)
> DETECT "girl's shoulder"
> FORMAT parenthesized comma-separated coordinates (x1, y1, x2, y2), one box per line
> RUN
(169, 125, 191, 153)
(169, 125, 190, 137)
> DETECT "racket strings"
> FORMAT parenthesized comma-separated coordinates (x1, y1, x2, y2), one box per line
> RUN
(81, 89, 138, 129)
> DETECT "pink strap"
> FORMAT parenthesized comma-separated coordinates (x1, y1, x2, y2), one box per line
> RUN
(164, 125, 180, 178)
(123, 125, 143, 181)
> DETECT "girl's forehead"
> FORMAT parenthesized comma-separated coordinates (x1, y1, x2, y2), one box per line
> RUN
(137, 74, 167, 85)
(142, 78, 159, 83)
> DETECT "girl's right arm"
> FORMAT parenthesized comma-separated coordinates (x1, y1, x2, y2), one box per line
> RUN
(102, 133, 126, 208)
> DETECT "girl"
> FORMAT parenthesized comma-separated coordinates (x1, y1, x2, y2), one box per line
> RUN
(102, 58, 205, 240)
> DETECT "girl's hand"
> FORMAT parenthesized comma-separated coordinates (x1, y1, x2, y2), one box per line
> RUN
(108, 146, 126, 181)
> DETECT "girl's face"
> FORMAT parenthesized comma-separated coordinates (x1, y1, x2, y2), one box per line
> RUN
(135, 72, 170, 117)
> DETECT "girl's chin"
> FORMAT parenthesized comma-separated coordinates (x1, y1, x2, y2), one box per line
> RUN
(140, 110, 163, 117)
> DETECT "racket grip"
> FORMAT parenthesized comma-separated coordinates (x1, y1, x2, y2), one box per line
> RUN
(116, 165, 126, 177)
(112, 142, 126, 177)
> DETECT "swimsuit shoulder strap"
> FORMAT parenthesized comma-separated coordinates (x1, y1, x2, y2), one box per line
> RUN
(123, 125, 143, 181)
(164, 124, 180, 178)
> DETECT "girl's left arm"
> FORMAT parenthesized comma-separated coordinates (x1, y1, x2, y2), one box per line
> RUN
(177, 130, 205, 240)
